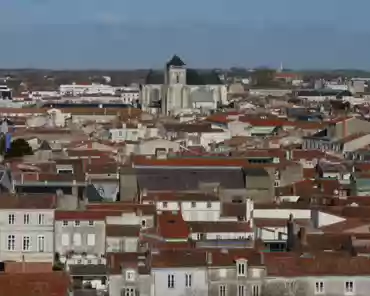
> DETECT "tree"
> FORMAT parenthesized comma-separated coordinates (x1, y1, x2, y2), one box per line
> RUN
(261, 280, 308, 296)
(251, 68, 277, 87)
(5, 138, 33, 158)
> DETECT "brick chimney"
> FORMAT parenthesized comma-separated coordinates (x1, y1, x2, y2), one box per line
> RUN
(298, 226, 307, 246)
(286, 214, 295, 251)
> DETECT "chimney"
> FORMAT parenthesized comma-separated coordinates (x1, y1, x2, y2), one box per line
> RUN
(275, 196, 282, 205)
(21, 255, 26, 273)
(260, 251, 265, 265)
(286, 214, 295, 251)
(206, 252, 212, 265)
(298, 226, 307, 246)
(110, 254, 115, 269)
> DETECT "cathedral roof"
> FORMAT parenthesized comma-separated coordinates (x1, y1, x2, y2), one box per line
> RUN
(146, 55, 222, 85)
(145, 69, 222, 85)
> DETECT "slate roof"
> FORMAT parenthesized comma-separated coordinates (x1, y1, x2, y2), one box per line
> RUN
(85, 184, 103, 203)
(145, 55, 222, 85)
(166, 55, 186, 68)
(135, 167, 246, 191)
(69, 264, 107, 276)
(145, 69, 222, 85)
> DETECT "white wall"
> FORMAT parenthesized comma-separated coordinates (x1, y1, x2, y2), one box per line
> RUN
(151, 267, 208, 296)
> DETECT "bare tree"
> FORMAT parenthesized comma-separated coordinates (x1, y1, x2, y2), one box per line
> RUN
(261, 280, 309, 296)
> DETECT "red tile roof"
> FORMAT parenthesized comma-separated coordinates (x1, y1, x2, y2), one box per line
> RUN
(86, 203, 156, 215)
(0, 271, 70, 296)
(157, 211, 190, 239)
(55, 210, 122, 221)
(0, 194, 56, 209)
(133, 156, 250, 167)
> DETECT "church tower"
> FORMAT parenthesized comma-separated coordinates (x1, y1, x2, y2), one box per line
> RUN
(166, 55, 186, 85)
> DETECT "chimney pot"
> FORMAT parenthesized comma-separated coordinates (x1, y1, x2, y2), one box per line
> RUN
(206, 252, 212, 265)
(299, 226, 307, 246)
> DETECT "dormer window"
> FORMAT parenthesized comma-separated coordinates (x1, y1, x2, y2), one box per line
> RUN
(236, 259, 247, 276)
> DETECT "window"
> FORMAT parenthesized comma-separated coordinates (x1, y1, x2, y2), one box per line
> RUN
(191, 202, 196, 208)
(73, 233, 81, 246)
(24, 214, 30, 225)
(123, 288, 135, 296)
(38, 214, 45, 225)
(87, 259, 92, 264)
(63, 220, 68, 226)
(88, 220, 94, 226)
(252, 285, 259, 296)
(345, 281, 354, 294)
(238, 285, 246, 296)
(126, 270, 135, 281)
(185, 274, 192, 288)
(168, 274, 175, 288)
(87, 234, 95, 246)
(237, 261, 246, 276)
(8, 214, 15, 225)
(141, 220, 146, 227)
(7, 235, 15, 250)
(315, 282, 324, 294)
(219, 285, 226, 296)
(207, 201, 212, 208)
(61, 234, 70, 246)
(74, 220, 80, 226)
(162, 202, 168, 209)
(22, 236, 31, 251)
(37, 235, 45, 252)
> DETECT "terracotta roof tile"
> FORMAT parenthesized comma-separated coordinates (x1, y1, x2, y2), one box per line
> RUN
(106, 224, 140, 237)
(157, 211, 190, 239)
(133, 156, 249, 167)
(0, 271, 70, 296)
(86, 203, 156, 215)
(55, 210, 122, 221)
(188, 221, 252, 233)
(0, 194, 56, 209)
(265, 253, 370, 276)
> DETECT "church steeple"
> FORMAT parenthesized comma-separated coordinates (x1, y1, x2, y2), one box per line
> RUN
(165, 54, 186, 85)
(278, 61, 284, 73)
(166, 55, 186, 69)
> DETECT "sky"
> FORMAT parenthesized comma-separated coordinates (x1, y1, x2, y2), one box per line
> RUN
(1, 0, 370, 69)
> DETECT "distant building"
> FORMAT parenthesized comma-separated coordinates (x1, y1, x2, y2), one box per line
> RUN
(141, 55, 227, 115)
(59, 83, 115, 96)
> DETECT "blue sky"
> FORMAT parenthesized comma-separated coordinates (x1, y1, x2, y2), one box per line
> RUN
(1, 0, 369, 69)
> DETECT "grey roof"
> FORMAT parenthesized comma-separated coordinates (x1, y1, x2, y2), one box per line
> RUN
(0, 168, 12, 192)
(166, 55, 185, 68)
(145, 68, 222, 85)
(69, 264, 107, 276)
(38, 140, 52, 150)
(135, 167, 246, 191)
(85, 184, 103, 202)
(243, 168, 269, 177)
